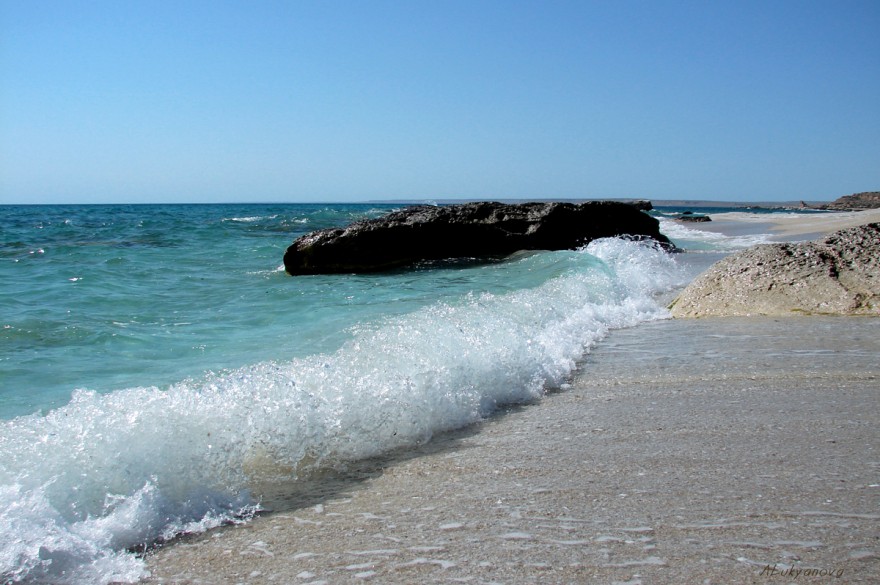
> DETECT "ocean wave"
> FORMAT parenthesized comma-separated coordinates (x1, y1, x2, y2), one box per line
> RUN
(222, 215, 279, 223)
(0, 238, 686, 584)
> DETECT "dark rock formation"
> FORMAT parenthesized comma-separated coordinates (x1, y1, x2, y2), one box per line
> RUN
(676, 213, 711, 222)
(670, 223, 880, 317)
(284, 201, 672, 275)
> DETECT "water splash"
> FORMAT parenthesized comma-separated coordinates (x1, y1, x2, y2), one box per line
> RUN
(0, 238, 685, 584)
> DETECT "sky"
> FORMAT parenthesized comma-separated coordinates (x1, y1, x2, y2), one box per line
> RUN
(1, 0, 878, 204)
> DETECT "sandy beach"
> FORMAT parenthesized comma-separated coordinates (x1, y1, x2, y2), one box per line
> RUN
(698, 208, 880, 241)
(143, 210, 880, 585)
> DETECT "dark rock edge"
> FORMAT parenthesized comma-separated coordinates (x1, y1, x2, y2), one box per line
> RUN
(284, 201, 672, 275)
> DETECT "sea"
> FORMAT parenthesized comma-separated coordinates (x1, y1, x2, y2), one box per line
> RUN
(0, 202, 824, 584)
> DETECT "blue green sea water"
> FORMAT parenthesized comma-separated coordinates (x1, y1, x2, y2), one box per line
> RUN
(0, 202, 809, 583)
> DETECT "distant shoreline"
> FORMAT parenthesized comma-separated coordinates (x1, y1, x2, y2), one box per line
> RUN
(365, 197, 830, 209)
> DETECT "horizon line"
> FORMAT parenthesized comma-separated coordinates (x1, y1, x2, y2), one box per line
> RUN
(0, 196, 844, 207)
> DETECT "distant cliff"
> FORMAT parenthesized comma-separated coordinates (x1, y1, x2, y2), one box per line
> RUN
(809, 191, 880, 210)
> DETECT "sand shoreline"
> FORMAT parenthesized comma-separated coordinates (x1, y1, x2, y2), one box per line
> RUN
(703, 208, 880, 240)
(144, 317, 879, 585)
(143, 209, 880, 585)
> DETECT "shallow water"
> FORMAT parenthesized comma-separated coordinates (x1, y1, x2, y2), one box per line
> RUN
(0, 203, 782, 584)
(143, 315, 880, 585)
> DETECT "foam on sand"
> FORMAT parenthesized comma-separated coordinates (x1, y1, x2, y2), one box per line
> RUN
(144, 317, 880, 584)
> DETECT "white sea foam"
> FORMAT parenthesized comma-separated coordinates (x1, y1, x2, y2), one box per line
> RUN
(0, 239, 686, 584)
(658, 217, 775, 251)
(222, 215, 279, 223)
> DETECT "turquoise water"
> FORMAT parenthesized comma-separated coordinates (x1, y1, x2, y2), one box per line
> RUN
(2, 204, 404, 417)
(0, 203, 776, 583)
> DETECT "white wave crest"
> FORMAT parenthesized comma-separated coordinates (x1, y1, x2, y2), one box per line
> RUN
(0, 238, 685, 584)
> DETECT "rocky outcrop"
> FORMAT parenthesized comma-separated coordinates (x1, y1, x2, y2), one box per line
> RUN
(675, 212, 711, 222)
(811, 191, 880, 210)
(669, 223, 880, 317)
(284, 201, 672, 275)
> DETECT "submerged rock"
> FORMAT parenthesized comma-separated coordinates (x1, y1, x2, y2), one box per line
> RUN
(284, 201, 672, 275)
(669, 223, 880, 317)
(676, 213, 711, 222)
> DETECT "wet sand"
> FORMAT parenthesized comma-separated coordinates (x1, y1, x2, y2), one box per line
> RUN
(143, 211, 880, 585)
(143, 319, 879, 585)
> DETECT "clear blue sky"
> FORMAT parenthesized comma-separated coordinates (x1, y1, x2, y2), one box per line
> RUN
(1, 0, 878, 204)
